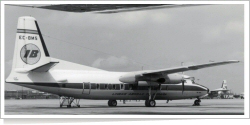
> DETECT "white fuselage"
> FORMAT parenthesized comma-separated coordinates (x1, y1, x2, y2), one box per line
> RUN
(7, 59, 208, 100)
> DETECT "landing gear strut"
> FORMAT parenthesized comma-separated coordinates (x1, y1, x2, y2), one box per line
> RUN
(193, 98, 201, 106)
(59, 96, 80, 108)
(166, 100, 169, 103)
(108, 100, 117, 107)
(145, 85, 161, 107)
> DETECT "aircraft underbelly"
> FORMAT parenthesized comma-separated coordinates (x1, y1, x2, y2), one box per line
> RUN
(82, 90, 203, 100)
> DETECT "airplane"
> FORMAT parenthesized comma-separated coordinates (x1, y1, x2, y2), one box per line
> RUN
(240, 92, 244, 99)
(205, 80, 234, 99)
(212, 80, 229, 92)
(5, 16, 239, 107)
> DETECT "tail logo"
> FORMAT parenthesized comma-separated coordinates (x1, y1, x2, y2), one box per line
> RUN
(20, 44, 41, 65)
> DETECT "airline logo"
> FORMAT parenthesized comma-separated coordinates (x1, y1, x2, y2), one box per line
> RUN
(20, 44, 41, 65)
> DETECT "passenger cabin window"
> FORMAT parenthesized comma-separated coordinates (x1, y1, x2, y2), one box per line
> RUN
(112, 85, 116, 90)
(108, 84, 112, 90)
(105, 84, 108, 90)
(97, 84, 100, 89)
(129, 84, 133, 90)
(62, 84, 66, 88)
(91, 83, 96, 89)
(120, 84, 124, 90)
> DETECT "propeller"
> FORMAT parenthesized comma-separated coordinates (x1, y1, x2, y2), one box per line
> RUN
(181, 62, 185, 94)
(181, 79, 185, 94)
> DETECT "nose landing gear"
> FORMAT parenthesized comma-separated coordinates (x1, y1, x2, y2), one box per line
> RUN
(193, 98, 201, 106)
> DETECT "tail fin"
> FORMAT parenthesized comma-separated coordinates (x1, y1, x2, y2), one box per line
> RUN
(12, 16, 51, 72)
(221, 80, 227, 89)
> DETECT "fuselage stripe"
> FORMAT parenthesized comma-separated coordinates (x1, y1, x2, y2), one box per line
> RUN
(8, 82, 207, 91)
(17, 29, 38, 34)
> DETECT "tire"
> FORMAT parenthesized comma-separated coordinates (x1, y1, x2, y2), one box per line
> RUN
(148, 100, 156, 107)
(145, 100, 149, 107)
(108, 100, 117, 107)
(194, 100, 200, 106)
(111, 100, 117, 106)
(108, 100, 112, 106)
(194, 100, 198, 105)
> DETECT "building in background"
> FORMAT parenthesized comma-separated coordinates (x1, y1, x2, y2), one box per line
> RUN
(5, 90, 59, 99)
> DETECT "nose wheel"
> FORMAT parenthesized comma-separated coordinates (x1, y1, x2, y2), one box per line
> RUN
(193, 98, 201, 106)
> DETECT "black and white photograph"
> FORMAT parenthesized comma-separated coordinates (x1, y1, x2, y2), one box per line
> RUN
(1, 0, 249, 123)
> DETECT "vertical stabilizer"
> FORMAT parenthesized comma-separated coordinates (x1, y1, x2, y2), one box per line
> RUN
(12, 16, 51, 72)
(221, 80, 227, 89)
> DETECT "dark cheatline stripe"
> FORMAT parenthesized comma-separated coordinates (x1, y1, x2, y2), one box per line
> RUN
(16, 82, 81, 89)
(17, 29, 38, 34)
(35, 21, 50, 57)
(193, 83, 209, 90)
(9, 82, 207, 91)
(165, 85, 205, 91)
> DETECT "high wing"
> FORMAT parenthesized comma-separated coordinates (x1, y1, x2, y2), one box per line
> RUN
(119, 60, 239, 84)
(142, 60, 239, 75)
(6, 4, 204, 13)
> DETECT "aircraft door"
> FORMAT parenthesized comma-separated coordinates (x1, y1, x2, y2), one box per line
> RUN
(82, 82, 91, 94)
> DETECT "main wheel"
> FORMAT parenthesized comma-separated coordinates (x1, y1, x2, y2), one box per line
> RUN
(148, 100, 156, 107)
(108, 100, 117, 107)
(145, 100, 149, 107)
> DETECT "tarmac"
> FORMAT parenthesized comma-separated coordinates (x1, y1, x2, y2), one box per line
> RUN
(4, 99, 244, 115)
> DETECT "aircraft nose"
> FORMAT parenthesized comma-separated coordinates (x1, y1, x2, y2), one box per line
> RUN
(196, 83, 209, 93)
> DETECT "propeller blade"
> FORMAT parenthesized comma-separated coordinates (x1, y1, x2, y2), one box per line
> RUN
(182, 80, 185, 94)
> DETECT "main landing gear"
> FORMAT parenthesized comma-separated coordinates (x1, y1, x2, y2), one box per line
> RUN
(145, 100, 156, 107)
(193, 98, 201, 106)
(59, 96, 80, 108)
(108, 100, 117, 107)
(145, 85, 161, 107)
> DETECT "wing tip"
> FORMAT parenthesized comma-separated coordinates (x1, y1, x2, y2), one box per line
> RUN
(227, 60, 240, 63)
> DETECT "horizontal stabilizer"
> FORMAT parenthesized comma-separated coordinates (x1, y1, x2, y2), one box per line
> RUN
(31, 61, 59, 72)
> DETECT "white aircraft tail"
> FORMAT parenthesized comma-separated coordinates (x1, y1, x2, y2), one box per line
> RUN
(221, 80, 227, 89)
(11, 16, 51, 72)
(6, 16, 106, 83)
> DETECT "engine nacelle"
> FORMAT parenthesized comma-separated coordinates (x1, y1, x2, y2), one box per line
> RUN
(119, 73, 137, 84)
(163, 73, 183, 84)
(119, 73, 184, 84)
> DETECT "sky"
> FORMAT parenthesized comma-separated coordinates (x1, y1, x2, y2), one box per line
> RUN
(4, 4, 244, 93)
